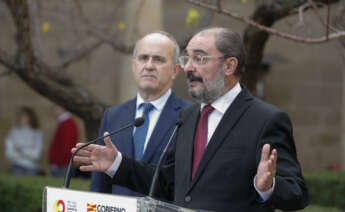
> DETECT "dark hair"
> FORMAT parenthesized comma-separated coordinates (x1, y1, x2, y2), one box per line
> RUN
(215, 28, 246, 77)
(17, 106, 40, 129)
(197, 27, 246, 78)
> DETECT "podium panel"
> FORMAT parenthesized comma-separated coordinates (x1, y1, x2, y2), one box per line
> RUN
(43, 187, 212, 212)
(43, 186, 138, 212)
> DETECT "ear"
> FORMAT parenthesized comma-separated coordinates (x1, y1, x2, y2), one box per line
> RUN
(172, 64, 181, 80)
(223, 57, 238, 76)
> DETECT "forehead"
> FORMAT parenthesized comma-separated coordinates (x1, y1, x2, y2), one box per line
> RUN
(186, 33, 220, 55)
(136, 34, 174, 57)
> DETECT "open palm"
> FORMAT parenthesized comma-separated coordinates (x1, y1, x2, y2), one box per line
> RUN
(72, 132, 118, 172)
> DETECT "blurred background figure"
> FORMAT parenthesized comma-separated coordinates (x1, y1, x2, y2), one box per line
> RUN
(4, 106, 43, 176)
(48, 105, 79, 177)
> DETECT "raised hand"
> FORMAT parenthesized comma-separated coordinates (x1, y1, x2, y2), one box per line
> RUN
(255, 144, 277, 192)
(72, 132, 118, 172)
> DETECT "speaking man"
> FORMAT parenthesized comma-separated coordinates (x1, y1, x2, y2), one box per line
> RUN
(74, 27, 309, 212)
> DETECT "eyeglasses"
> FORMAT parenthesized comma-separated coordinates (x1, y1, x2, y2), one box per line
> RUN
(179, 55, 224, 68)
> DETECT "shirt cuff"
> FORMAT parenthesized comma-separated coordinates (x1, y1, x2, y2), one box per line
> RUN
(253, 176, 275, 202)
(105, 152, 122, 178)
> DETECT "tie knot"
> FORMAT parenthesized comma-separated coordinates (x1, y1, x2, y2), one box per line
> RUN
(202, 105, 214, 116)
(140, 102, 154, 115)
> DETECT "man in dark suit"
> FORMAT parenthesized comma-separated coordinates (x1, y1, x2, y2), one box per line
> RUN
(74, 27, 309, 212)
(89, 31, 190, 196)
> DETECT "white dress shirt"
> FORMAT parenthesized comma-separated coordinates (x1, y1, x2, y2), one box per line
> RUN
(106, 83, 274, 201)
(134, 88, 172, 152)
(105, 89, 171, 177)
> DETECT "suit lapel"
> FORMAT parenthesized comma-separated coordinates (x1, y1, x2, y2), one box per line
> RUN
(179, 104, 201, 192)
(188, 88, 253, 192)
(141, 93, 181, 163)
(114, 99, 136, 158)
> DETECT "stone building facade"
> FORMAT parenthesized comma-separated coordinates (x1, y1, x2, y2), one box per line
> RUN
(0, 0, 343, 173)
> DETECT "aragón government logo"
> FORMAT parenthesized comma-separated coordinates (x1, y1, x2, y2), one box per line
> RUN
(53, 200, 65, 212)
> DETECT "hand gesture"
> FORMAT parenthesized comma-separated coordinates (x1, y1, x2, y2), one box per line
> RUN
(255, 144, 277, 192)
(72, 132, 118, 172)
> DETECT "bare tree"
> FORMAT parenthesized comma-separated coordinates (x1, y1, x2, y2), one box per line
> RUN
(0, 0, 344, 140)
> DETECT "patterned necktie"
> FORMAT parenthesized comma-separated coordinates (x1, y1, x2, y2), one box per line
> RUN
(192, 104, 214, 180)
(133, 102, 154, 160)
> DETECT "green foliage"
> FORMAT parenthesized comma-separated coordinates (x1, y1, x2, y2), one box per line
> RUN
(0, 171, 344, 212)
(0, 173, 90, 212)
(304, 171, 345, 209)
(296, 205, 342, 212)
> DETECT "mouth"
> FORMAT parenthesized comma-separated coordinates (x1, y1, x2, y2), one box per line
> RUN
(141, 74, 157, 79)
(187, 72, 203, 85)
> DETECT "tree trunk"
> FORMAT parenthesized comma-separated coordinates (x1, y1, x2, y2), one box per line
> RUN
(242, 0, 339, 94)
(3, 0, 107, 140)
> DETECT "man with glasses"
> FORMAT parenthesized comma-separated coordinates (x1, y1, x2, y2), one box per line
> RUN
(73, 27, 309, 212)
(89, 31, 190, 197)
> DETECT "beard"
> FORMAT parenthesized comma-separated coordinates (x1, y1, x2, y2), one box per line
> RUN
(188, 66, 226, 104)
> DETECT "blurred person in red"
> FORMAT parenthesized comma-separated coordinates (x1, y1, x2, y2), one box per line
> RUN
(5, 106, 43, 175)
(48, 105, 79, 177)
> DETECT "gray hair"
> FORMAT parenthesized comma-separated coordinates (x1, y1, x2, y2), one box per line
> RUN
(197, 27, 246, 78)
(132, 30, 180, 66)
(215, 28, 246, 78)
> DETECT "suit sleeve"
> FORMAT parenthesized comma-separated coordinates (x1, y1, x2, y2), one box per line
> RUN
(109, 108, 190, 200)
(257, 111, 309, 210)
(111, 135, 176, 200)
(90, 109, 112, 193)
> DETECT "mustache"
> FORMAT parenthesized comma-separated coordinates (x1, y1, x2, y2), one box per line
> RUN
(187, 72, 203, 83)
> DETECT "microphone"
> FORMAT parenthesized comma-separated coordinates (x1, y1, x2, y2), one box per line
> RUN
(63, 117, 145, 188)
(148, 119, 183, 197)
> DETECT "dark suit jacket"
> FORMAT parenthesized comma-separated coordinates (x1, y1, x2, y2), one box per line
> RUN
(113, 86, 309, 212)
(90, 92, 191, 196)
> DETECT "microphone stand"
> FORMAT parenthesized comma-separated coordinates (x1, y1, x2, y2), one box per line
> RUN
(148, 120, 182, 197)
(63, 118, 144, 188)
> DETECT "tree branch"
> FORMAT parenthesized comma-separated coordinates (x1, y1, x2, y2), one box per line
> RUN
(56, 40, 105, 70)
(86, 28, 134, 54)
(217, 0, 222, 12)
(187, 0, 344, 43)
(327, 0, 331, 39)
(3, 0, 108, 129)
(0, 48, 20, 70)
(308, 0, 340, 32)
(71, 0, 134, 54)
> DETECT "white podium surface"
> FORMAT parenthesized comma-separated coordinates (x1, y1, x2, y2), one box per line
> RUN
(43, 186, 212, 212)
(43, 186, 138, 212)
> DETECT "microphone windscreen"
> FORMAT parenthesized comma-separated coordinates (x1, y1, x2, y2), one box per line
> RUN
(134, 117, 145, 127)
(175, 119, 183, 126)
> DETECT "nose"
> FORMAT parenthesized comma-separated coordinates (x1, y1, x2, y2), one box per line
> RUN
(144, 57, 155, 69)
(183, 57, 194, 73)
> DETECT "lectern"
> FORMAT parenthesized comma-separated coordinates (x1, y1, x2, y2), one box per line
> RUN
(43, 187, 212, 212)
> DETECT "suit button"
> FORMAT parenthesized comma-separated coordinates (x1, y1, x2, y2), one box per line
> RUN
(185, 195, 191, 203)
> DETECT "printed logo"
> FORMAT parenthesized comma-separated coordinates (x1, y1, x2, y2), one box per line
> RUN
(87, 203, 96, 212)
(87, 203, 126, 212)
(53, 200, 65, 212)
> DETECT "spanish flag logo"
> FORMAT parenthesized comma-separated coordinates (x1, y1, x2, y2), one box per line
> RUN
(87, 203, 97, 212)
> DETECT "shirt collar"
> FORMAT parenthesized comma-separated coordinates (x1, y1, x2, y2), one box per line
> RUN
(58, 112, 71, 123)
(201, 82, 242, 114)
(136, 89, 172, 112)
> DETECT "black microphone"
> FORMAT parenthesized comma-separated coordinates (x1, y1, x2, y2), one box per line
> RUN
(63, 117, 145, 188)
(148, 119, 183, 197)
